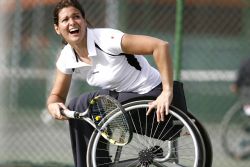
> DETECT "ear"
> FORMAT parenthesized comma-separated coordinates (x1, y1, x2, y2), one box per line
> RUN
(54, 24, 61, 35)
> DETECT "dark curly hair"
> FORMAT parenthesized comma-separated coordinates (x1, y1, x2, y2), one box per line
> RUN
(53, 0, 92, 44)
(53, 0, 85, 25)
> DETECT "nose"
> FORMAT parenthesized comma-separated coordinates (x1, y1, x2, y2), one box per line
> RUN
(68, 17, 76, 25)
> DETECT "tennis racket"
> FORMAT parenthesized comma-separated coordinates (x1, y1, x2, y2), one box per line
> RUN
(60, 95, 133, 146)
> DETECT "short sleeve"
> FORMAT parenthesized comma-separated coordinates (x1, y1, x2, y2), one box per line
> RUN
(94, 28, 125, 55)
(56, 57, 73, 74)
(56, 45, 74, 74)
(106, 29, 124, 54)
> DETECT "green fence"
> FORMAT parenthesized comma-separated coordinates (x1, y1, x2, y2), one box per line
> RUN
(1, 0, 250, 166)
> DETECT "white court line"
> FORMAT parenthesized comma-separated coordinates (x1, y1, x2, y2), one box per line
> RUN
(181, 70, 236, 82)
(0, 68, 236, 81)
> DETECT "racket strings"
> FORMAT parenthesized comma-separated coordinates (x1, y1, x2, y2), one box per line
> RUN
(91, 96, 131, 145)
(91, 97, 116, 124)
(105, 114, 131, 143)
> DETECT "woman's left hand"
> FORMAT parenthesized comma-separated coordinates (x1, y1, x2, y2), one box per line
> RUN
(146, 90, 173, 122)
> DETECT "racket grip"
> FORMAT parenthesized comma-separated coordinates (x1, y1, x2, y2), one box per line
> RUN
(60, 108, 75, 118)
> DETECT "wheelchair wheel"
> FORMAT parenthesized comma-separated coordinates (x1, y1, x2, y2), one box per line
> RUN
(221, 101, 250, 160)
(186, 112, 213, 167)
(87, 100, 206, 167)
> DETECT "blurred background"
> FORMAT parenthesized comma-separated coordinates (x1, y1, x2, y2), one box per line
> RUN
(0, 0, 250, 166)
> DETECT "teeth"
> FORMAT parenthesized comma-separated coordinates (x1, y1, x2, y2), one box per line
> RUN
(70, 28, 79, 32)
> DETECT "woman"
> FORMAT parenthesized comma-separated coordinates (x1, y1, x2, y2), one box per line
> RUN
(47, 0, 173, 166)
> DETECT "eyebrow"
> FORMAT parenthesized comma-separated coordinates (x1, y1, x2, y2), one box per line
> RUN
(61, 11, 81, 18)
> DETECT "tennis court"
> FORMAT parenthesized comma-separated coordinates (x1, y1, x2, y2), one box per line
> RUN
(1, 0, 250, 166)
(1, 115, 250, 167)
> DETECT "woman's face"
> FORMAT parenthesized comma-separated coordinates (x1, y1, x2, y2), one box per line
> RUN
(54, 6, 87, 45)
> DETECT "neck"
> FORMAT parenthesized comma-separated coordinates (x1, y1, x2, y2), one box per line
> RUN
(71, 38, 88, 58)
(72, 40, 91, 64)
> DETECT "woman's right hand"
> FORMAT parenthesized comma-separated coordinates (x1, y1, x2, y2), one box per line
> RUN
(47, 102, 68, 120)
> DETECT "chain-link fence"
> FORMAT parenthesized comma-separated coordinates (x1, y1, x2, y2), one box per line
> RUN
(0, 0, 250, 166)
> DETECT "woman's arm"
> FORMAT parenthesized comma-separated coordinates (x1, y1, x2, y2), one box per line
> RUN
(47, 69, 72, 120)
(121, 34, 173, 122)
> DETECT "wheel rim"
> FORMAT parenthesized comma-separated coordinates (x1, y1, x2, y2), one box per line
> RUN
(89, 101, 205, 167)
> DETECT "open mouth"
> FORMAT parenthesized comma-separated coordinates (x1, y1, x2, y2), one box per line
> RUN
(69, 28, 80, 34)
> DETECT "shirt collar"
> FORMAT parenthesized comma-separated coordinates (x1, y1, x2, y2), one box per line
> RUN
(87, 28, 97, 57)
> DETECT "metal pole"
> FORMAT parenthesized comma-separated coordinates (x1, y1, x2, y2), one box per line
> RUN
(174, 0, 184, 81)
(0, 0, 7, 146)
(10, 0, 22, 109)
(105, 0, 119, 28)
(0, 0, 7, 107)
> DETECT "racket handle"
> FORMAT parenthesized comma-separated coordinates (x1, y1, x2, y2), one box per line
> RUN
(60, 108, 75, 118)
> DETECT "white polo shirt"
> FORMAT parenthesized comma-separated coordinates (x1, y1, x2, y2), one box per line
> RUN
(56, 28, 161, 94)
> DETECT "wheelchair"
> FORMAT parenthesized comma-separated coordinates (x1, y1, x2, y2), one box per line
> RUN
(220, 87, 250, 160)
(86, 81, 213, 167)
